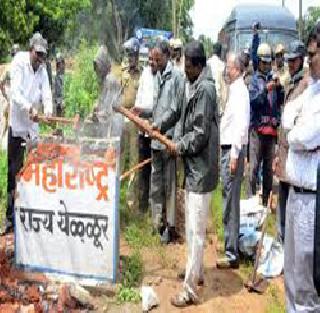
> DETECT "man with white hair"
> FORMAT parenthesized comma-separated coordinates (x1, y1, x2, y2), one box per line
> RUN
(3, 32, 52, 235)
(217, 53, 250, 269)
(282, 29, 320, 312)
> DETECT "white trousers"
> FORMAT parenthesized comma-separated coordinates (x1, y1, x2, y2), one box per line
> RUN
(285, 188, 320, 313)
(183, 191, 212, 298)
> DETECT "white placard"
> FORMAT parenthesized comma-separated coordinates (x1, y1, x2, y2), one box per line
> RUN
(15, 141, 120, 283)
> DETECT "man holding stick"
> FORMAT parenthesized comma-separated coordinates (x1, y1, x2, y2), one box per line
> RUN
(155, 40, 218, 306)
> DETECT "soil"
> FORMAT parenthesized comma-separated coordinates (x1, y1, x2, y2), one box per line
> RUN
(0, 231, 285, 313)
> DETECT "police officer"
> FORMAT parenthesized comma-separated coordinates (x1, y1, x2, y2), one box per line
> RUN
(274, 43, 290, 90)
(248, 43, 284, 206)
(120, 38, 141, 209)
(273, 40, 305, 242)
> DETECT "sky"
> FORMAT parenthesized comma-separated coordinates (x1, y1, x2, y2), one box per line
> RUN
(191, 0, 320, 41)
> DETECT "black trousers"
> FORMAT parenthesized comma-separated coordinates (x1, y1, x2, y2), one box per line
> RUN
(7, 127, 25, 223)
(248, 130, 276, 206)
(278, 180, 290, 242)
(138, 134, 151, 213)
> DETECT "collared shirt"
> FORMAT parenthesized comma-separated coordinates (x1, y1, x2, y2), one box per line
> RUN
(134, 66, 157, 111)
(220, 76, 250, 159)
(283, 79, 320, 190)
(9, 51, 52, 139)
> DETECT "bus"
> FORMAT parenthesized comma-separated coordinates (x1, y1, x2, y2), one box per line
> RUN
(221, 4, 298, 55)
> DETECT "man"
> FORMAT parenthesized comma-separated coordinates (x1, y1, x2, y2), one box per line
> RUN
(217, 53, 250, 269)
(274, 43, 290, 90)
(282, 30, 320, 312)
(4, 33, 52, 234)
(248, 43, 284, 206)
(133, 48, 158, 212)
(151, 40, 184, 243)
(251, 22, 261, 72)
(273, 40, 305, 243)
(120, 38, 141, 208)
(90, 45, 123, 138)
(54, 53, 65, 117)
(172, 39, 184, 73)
(207, 42, 225, 115)
(158, 40, 218, 307)
(0, 44, 20, 145)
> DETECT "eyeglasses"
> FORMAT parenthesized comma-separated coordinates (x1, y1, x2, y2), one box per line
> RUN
(36, 51, 46, 61)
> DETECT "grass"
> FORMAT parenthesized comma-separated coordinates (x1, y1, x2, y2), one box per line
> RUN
(265, 285, 286, 313)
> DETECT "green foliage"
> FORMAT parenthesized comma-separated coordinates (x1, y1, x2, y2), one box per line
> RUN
(211, 183, 224, 242)
(199, 35, 214, 57)
(304, 6, 320, 43)
(64, 42, 99, 118)
(266, 285, 286, 313)
(116, 286, 141, 304)
(0, 0, 91, 59)
(120, 251, 143, 288)
(124, 219, 160, 249)
(0, 151, 7, 225)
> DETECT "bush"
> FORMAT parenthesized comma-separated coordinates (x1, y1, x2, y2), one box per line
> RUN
(64, 41, 99, 119)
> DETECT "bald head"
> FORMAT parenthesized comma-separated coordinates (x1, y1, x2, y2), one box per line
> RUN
(226, 52, 244, 83)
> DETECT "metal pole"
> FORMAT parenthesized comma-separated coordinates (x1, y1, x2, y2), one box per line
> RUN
(172, 0, 176, 37)
(299, 0, 303, 40)
(282, 0, 285, 7)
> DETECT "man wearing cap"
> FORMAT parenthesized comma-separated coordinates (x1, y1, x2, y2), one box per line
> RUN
(54, 53, 65, 117)
(248, 43, 284, 206)
(274, 43, 290, 90)
(3, 32, 52, 234)
(273, 40, 306, 243)
(282, 29, 320, 312)
(172, 39, 184, 73)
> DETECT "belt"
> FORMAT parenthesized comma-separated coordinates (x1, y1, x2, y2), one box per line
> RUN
(221, 144, 231, 150)
(293, 185, 316, 194)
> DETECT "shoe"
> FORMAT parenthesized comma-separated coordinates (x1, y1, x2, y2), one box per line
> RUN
(216, 257, 239, 269)
(177, 270, 204, 286)
(171, 291, 200, 308)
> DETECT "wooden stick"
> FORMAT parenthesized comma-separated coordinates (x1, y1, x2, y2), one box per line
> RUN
(120, 158, 152, 181)
(114, 106, 175, 151)
(37, 114, 80, 129)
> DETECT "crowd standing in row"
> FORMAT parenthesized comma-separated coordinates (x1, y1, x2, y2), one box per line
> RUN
(1, 21, 320, 311)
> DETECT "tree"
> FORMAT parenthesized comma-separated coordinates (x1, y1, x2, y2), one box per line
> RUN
(0, 0, 90, 59)
(198, 34, 214, 57)
(303, 6, 320, 43)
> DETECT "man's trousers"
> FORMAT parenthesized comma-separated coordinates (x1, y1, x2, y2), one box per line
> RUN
(284, 188, 320, 312)
(183, 191, 211, 299)
(221, 146, 244, 260)
(150, 149, 176, 229)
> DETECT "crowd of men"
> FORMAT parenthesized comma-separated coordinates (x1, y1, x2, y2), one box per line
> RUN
(1, 19, 320, 311)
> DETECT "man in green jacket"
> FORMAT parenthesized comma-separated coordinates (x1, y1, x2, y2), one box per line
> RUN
(157, 40, 219, 306)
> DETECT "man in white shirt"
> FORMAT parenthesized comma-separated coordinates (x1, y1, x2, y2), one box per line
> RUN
(207, 43, 225, 116)
(133, 48, 158, 212)
(282, 30, 320, 312)
(4, 33, 52, 234)
(217, 53, 250, 269)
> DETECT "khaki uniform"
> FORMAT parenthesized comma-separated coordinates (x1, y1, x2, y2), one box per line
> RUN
(120, 66, 141, 208)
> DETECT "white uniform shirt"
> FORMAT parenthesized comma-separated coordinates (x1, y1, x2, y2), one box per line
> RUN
(207, 55, 224, 105)
(9, 51, 52, 139)
(134, 66, 157, 111)
(283, 79, 320, 190)
(220, 76, 250, 159)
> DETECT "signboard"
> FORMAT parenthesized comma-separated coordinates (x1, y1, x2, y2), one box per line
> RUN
(14, 139, 120, 283)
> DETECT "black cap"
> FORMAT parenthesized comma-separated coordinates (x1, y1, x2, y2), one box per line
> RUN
(285, 40, 305, 60)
